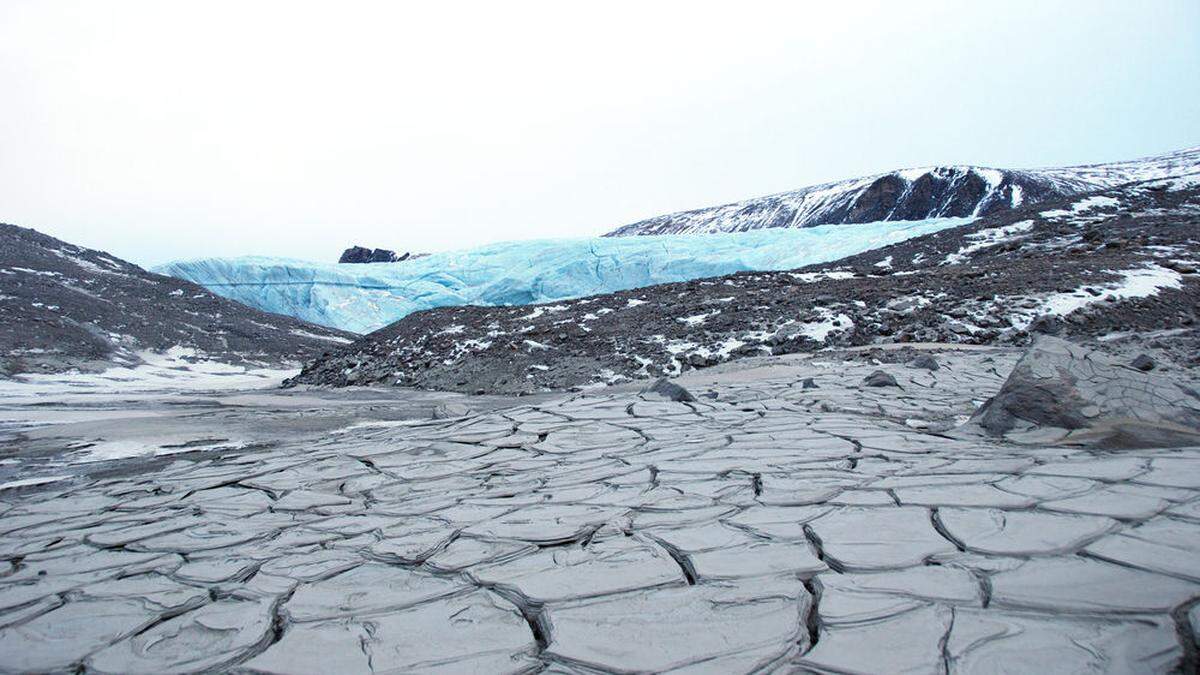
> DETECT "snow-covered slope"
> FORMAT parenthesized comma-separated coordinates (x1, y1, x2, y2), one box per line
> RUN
(156, 218, 970, 333)
(605, 146, 1200, 237)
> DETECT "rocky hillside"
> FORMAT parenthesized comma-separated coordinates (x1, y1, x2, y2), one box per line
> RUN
(0, 224, 356, 375)
(287, 173, 1200, 393)
(605, 146, 1200, 237)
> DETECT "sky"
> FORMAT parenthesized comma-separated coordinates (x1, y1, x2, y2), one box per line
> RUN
(1, 1, 1198, 266)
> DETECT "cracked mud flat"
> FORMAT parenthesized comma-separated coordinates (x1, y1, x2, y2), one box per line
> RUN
(2, 349, 1199, 673)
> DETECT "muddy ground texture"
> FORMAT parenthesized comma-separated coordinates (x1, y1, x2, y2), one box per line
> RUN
(2, 340, 1199, 673)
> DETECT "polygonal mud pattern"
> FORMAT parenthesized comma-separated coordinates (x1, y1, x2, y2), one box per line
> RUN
(1, 348, 1198, 673)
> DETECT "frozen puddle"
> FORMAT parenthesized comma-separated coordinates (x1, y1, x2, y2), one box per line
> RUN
(69, 438, 250, 464)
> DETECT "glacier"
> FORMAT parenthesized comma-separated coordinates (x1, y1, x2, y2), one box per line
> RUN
(156, 218, 971, 334)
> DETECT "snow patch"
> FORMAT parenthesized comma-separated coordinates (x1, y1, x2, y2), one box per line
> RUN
(1007, 264, 1185, 329)
(0, 475, 69, 491)
(291, 329, 352, 344)
(679, 311, 720, 327)
(943, 220, 1034, 264)
(1040, 195, 1121, 219)
(798, 312, 855, 342)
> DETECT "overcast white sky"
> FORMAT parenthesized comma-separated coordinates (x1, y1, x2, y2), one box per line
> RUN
(1, 1, 1197, 265)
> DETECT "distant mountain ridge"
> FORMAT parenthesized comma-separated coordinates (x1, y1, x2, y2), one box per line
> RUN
(605, 146, 1200, 237)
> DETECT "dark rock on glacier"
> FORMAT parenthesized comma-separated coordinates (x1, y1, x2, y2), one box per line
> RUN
(640, 378, 696, 402)
(338, 246, 408, 263)
(969, 336, 1200, 448)
(1132, 354, 1157, 371)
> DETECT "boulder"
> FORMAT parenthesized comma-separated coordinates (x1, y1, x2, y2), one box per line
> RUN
(909, 354, 940, 371)
(968, 336, 1200, 448)
(640, 378, 696, 403)
(863, 371, 900, 388)
(1131, 354, 1156, 372)
(1028, 315, 1065, 336)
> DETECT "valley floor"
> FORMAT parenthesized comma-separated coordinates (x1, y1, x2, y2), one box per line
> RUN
(1, 347, 1199, 673)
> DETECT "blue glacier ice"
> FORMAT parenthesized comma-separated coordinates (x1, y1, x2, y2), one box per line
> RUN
(155, 218, 970, 333)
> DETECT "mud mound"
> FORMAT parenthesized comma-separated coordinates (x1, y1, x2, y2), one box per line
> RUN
(970, 336, 1200, 448)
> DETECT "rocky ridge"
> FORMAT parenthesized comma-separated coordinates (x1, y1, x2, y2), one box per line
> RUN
(606, 145, 1200, 236)
(0, 224, 356, 376)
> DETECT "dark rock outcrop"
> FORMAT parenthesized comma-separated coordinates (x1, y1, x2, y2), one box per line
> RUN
(339, 246, 407, 264)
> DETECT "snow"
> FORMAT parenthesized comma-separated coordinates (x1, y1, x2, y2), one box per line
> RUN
(942, 220, 1034, 265)
(0, 347, 297, 398)
(290, 329, 353, 343)
(1040, 265, 1183, 317)
(9, 267, 60, 276)
(1041, 195, 1121, 219)
(798, 313, 855, 342)
(520, 305, 568, 320)
(157, 218, 971, 333)
(790, 271, 855, 283)
(75, 439, 249, 464)
(0, 475, 69, 491)
(1033, 146, 1200, 191)
(608, 147, 1200, 238)
(679, 311, 719, 326)
(975, 168, 1004, 189)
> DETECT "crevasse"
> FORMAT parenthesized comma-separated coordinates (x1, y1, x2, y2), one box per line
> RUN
(155, 218, 971, 334)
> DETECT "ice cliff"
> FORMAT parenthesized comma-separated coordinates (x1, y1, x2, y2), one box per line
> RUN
(156, 218, 970, 333)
